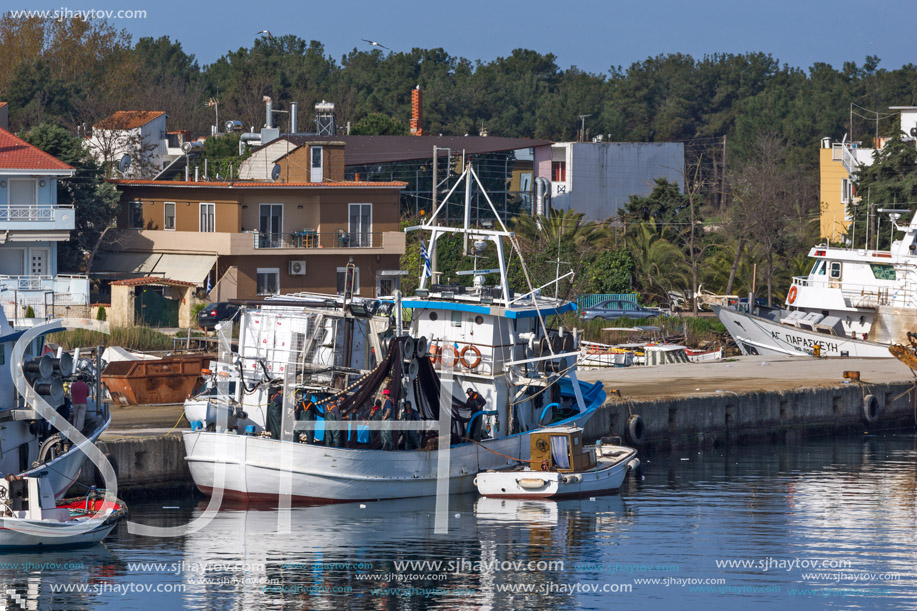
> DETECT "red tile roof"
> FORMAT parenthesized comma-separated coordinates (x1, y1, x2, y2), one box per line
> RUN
(0, 102, 7, 109)
(109, 179, 407, 188)
(94, 111, 166, 130)
(0, 128, 74, 172)
(110, 277, 197, 287)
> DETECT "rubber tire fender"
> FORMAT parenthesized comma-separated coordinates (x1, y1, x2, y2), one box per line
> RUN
(625, 414, 645, 446)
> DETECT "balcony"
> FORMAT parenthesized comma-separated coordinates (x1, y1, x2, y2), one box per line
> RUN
(0, 205, 75, 232)
(253, 231, 384, 250)
(0, 274, 91, 322)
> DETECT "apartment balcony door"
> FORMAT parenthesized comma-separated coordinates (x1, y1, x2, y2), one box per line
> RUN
(348, 203, 372, 247)
(259, 204, 283, 248)
(29, 248, 48, 276)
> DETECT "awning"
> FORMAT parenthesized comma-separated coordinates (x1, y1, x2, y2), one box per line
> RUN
(93, 252, 216, 286)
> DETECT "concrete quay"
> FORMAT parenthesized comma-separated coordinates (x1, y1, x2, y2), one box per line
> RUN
(579, 355, 917, 448)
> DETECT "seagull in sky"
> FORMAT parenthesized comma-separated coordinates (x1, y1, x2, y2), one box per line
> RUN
(257, 30, 273, 40)
(362, 39, 389, 50)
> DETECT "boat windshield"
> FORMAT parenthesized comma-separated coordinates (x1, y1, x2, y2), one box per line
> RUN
(810, 260, 826, 276)
(195, 378, 236, 398)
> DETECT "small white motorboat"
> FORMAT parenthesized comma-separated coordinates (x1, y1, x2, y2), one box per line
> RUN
(0, 475, 127, 550)
(474, 426, 639, 499)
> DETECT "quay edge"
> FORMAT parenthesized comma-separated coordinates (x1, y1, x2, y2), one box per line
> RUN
(584, 382, 917, 449)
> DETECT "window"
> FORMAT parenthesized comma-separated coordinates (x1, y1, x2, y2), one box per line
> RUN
(376, 276, 400, 297)
(451, 311, 463, 327)
(199, 203, 215, 232)
(870, 264, 895, 281)
(256, 268, 280, 295)
(811, 260, 826, 276)
(348, 203, 372, 247)
(8, 179, 36, 206)
(841, 178, 853, 204)
(829, 262, 842, 279)
(259, 204, 283, 247)
(129, 200, 144, 228)
(310, 146, 323, 182)
(336, 266, 360, 295)
(164, 202, 175, 230)
(552, 161, 566, 182)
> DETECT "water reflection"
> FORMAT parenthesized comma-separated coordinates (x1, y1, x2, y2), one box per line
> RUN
(1, 434, 916, 609)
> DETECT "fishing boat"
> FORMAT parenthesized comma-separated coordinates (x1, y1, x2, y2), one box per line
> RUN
(181, 165, 606, 503)
(473, 427, 638, 499)
(716, 208, 917, 358)
(0, 310, 110, 498)
(0, 474, 126, 549)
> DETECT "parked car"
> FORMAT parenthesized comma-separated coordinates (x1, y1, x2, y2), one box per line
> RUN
(579, 299, 665, 321)
(198, 302, 241, 330)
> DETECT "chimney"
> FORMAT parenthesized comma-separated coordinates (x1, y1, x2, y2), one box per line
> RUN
(410, 86, 423, 136)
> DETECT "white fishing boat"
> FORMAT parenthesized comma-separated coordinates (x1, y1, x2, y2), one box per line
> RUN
(474, 427, 638, 499)
(0, 311, 110, 498)
(182, 165, 606, 503)
(0, 474, 126, 549)
(717, 208, 917, 358)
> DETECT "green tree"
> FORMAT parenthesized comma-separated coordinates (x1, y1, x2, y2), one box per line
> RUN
(625, 219, 690, 301)
(22, 123, 120, 272)
(350, 113, 406, 135)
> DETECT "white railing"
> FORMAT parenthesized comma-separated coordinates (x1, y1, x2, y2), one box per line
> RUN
(791, 275, 915, 308)
(0, 274, 90, 303)
(831, 142, 860, 175)
(0, 205, 72, 222)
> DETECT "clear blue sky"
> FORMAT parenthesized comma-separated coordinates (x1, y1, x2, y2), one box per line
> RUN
(11, 0, 914, 74)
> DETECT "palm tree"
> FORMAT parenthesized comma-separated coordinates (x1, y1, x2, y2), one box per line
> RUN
(625, 219, 690, 302)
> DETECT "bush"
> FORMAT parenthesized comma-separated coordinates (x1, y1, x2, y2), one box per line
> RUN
(96, 306, 107, 321)
(50, 326, 174, 351)
(24, 305, 35, 318)
(191, 302, 208, 321)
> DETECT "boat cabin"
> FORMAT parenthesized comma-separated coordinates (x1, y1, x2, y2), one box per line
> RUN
(529, 426, 596, 473)
(0, 475, 63, 521)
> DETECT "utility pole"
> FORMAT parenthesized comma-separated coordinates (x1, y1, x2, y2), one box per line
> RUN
(578, 114, 592, 143)
(720, 134, 727, 212)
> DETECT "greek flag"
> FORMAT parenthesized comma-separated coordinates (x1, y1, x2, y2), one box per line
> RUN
(206, 274, 212, 294)
(420, 239, 431, 279)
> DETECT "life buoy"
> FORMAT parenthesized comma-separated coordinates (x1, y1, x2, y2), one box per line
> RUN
(428, 345, 441, 364)
(440, 345, 460, 368)
(460, 345, 482, 369)
(788, 285, 798, 304)
(862, 394, 879, 424)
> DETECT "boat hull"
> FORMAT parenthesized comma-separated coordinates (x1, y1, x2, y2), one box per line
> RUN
(0, 521, 116, 550)
(182, 409, 597, 504)
(715, 306, 894, 358)
(24, 413, 111, 499)
(474, 449, 638, 499)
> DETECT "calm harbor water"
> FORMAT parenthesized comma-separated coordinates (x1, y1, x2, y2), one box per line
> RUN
(3, 432, 917, 610)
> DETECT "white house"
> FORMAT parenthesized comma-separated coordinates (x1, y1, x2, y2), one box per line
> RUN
(540, 141, 685, 220)
(0, 128, 89, 321)
(86, 111, 177, 177)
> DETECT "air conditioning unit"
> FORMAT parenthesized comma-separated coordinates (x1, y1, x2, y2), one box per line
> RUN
(288, 260, 307, 276)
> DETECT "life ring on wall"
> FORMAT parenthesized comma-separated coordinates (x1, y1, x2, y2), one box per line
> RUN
(787, 286, 798, 304)
(460, 345, 482, 369)
(428, 345, 441, 364)
(440, 345, 460, 368)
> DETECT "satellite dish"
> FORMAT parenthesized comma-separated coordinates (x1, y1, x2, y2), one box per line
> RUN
(910, 127, 917, 138)
(271, 164, 281, 181)
(117, 154, 131, 174)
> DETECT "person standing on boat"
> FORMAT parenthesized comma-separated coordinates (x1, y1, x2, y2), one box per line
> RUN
(465, 388, 486, 442)
(401, 400, 421, 450)
(324, 397, 342, 448)
(267, 385, 283, 440)
(296, 394, 320, 444)
(369, 399, 383, 447)
(69, 376, 90, 434)
(380, 388, 394, 451)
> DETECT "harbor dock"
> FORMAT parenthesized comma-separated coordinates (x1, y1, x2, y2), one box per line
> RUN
(79, 355, 917, 496)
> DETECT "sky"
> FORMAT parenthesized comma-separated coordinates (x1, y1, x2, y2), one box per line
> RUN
(9, 0, 914, 75)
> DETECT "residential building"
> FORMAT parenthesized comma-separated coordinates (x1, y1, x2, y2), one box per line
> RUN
(819, 107, 917, 242)
(0, 128, 88, 322)
(94, 179, 407, 302)
(86, 111, 180, 177)
(543, 141, 686, 220)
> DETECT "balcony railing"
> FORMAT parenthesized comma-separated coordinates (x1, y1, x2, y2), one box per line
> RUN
(0, 205, 72, 222)
(253, 231, 383, 249)
(0, 274, 90, 304)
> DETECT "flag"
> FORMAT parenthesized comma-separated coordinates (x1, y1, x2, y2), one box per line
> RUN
(420, 239, 432, 279)
(206, 274, 212, 294)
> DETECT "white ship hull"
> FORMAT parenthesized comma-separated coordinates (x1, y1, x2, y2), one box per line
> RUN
(183, 411, 596, 504)
(715, 307, 893, 358)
